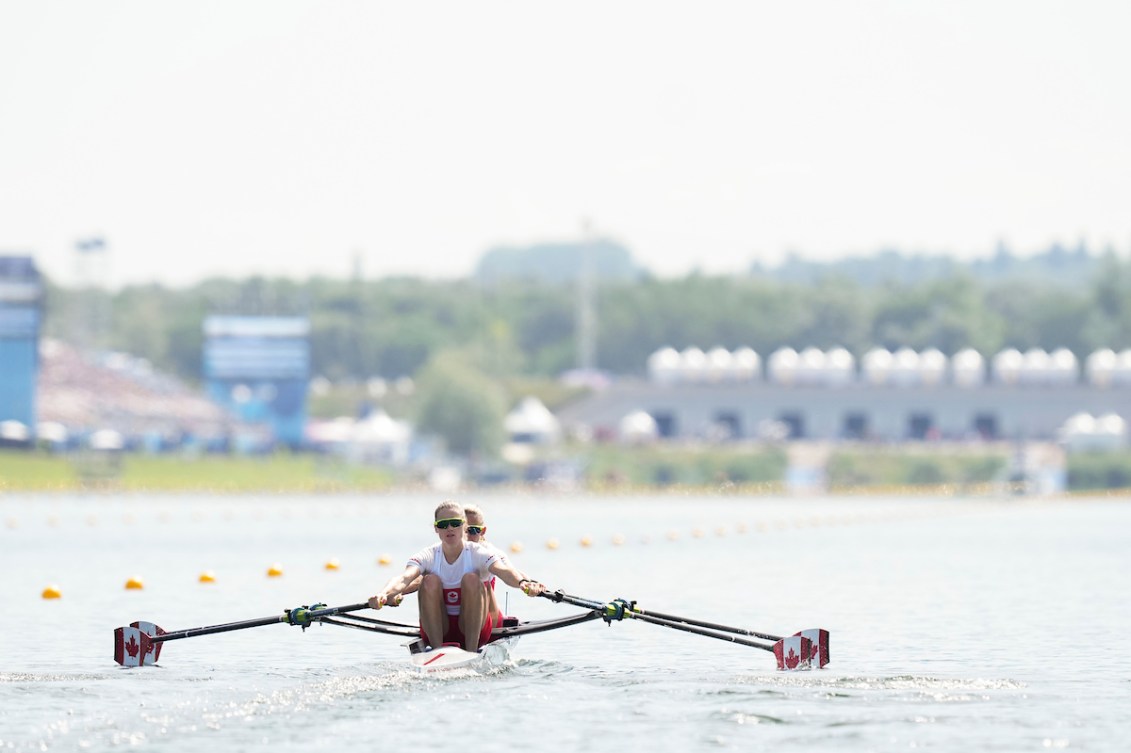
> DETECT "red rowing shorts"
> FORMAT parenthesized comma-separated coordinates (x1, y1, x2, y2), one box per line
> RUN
(421, 611, 496, 648)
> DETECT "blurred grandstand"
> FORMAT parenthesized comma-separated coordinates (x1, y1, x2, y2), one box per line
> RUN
(36, 339, 242, 452)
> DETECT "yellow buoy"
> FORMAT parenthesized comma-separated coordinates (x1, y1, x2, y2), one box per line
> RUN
(324, 558, 340, 571)
(579, 535, 592, 548)
(545, 537, 560, 550)
(41, 585, 62, 599)
(267, 563, 284, 577)
(125, 576, 144, 590)
(198, 570, 217, 583)
(377, 554, 392, 566)
(509, 541, 524, 554)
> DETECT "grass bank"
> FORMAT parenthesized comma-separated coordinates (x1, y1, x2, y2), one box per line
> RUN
(0, 451, 395, 493)
(4, 446, 1131, 494)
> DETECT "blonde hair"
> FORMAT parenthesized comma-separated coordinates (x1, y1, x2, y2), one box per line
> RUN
(433, 500, 464, 520)
(463, 503, 484, 521)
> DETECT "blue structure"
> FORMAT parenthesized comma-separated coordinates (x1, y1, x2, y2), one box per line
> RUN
(0, 256, 43, 441)
(203, 316, 310, 448)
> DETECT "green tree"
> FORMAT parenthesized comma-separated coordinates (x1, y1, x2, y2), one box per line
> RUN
(413, 350, 508, 458)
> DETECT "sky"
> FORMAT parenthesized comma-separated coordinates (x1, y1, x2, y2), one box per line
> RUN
(2, 1, 1130, 287)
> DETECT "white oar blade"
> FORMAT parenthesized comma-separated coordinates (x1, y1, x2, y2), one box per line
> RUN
(794, 628, 830, 668)
(773, 635, 812, 671)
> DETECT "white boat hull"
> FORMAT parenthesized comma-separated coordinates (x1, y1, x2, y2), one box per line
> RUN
(406, 637, 518, 673)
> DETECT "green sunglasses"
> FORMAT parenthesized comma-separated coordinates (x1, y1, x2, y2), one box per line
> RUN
(434, 518, 465, 529)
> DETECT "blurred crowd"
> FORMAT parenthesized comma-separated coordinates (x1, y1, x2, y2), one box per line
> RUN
(36, 339, 235, 451)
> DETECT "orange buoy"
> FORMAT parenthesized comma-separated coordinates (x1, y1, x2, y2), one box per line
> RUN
(324, 558, 340, 571)
(41, 585, 62, 599)
(377, 554, 392, 566)
(125, 576, 144, 590)
(545, 538, 560, 550)
(198, 570, 217, 583)
(579, 535, 593, 548)
(267, 563, 284, 577)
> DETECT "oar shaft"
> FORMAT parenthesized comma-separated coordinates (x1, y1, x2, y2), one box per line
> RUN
(544, 591, 783, 642)
(541, 590, 775, 652)
(154, 615, 288, 642)
(149, 603, 370, 644)
(629, 611, 775, 652)
(633, 608, 782, 642)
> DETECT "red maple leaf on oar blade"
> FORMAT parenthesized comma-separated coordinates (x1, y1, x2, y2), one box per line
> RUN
(785, 647, 800, 669)
(126, 635, 140, 658)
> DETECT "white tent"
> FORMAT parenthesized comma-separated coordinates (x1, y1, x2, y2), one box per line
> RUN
(504, 397, 561, 444)
(619, 410, 658, 444)
(89, 428, 125, 451)
(0, 420, 30, 443)
(348, 410, 413, 464)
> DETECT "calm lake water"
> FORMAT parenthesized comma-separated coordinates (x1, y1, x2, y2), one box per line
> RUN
(2, 491, 1129, 751)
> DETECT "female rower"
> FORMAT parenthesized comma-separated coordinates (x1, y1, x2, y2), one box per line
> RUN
(464, 503, 528, 628)
(368, 501, 544, 652)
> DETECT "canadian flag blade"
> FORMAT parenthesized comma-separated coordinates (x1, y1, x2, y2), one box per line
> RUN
(114, 623, 166, 666)
(132, 621, 166, 663)
(772, 635, 813, 671)
(114, 626, 145, 667)
(793, 628, 830, 668)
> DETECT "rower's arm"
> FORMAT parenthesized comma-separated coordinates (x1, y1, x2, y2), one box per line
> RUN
(489, 559, 544, 595)
(370, 564, 422, 608)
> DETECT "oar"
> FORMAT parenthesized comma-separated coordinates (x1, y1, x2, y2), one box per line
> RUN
(319, 616, 421, 638)
(626, 605, 830, 669)
(113, 602, 371, 667)
(540, 590, 821, 670)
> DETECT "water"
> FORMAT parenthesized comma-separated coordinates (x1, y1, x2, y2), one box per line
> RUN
(2, 492, 1129, 751)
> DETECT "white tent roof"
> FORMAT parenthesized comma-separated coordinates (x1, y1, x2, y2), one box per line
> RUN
(619, 410, 658, 441)
(352, 410, 412, 444)
(505, 397, 560, 437)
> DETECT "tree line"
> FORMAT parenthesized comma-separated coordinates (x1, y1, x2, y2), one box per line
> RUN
(42, 253, 1131, 389)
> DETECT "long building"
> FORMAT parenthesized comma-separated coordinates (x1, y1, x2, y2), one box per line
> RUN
(555, 346, 1131, 443)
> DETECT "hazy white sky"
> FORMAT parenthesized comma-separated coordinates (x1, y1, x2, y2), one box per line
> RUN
(2, 1, 1129, 287)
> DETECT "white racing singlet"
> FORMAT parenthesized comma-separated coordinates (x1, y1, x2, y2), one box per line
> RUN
(407, 542, 500, 616)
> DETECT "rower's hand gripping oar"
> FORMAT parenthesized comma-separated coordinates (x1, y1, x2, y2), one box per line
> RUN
(113, 602, 370, 667)
(540, 590, 827, 670)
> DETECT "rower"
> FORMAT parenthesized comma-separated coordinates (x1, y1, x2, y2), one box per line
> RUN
(464, 503, 527, 628)
(368, 501, 545, 652)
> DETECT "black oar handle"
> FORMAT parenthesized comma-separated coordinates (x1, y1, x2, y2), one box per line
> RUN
(540, 589, 606, 611)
